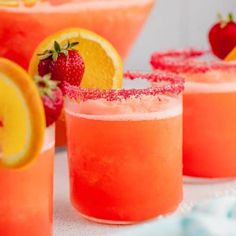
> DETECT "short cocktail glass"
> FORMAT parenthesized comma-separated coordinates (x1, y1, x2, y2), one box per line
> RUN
(151, 49, 236, 180)
(0, 125, 55, 236)
(64, 71, 184, 224)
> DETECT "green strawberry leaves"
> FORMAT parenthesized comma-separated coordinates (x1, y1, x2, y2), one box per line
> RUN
(37, 40, 79, 61)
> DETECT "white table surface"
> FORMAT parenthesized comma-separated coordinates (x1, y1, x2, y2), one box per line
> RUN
(54, 150, 236, 236)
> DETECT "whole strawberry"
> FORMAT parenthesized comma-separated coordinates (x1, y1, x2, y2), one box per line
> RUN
(37, 41, 85, 87)
(209, 13, 236, 59)
(34, 74, 64, 127)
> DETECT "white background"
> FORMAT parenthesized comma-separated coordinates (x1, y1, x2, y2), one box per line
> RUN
(125, 0, 236, 71)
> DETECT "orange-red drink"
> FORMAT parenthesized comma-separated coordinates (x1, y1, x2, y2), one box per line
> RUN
(0, 126, 55, 236)
(64, 71, 184, 223)
(0, 0, 154, 69)
(151, 49, 236, 178)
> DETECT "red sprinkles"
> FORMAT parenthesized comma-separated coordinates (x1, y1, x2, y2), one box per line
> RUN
(150, 49, 236, 74)
(63, 71, 185, 102)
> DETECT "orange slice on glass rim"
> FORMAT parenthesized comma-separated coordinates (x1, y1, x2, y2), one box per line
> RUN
(0, 58, 45, 168)
(225, 47, 236, 61)
(29, 28, 123, 89)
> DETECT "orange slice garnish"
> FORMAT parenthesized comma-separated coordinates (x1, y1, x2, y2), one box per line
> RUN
(0, 58, 45, 168)
(225, 47, 236, 61)
(29, 28, 123, 89)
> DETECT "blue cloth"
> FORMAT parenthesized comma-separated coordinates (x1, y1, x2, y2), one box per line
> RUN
(192, 197, 236, 219)
(181, 213, 236, 236)
(172, 197, 236, 235)
(114, 197, 236, 236)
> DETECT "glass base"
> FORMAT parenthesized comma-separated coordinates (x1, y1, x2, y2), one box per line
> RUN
(184, 176, 235, 184)
(79, 212, 135, 225)
(77, 203, 182, 225)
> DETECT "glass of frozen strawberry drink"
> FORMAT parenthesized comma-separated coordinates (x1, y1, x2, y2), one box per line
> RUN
(0, 58, 63, 236)
(64, 71, 184, 224)
(151, 49, 236, 180)
(0, 126, 55, 236)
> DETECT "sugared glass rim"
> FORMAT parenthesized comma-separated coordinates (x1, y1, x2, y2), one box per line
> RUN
(63, 71, 184, 102)
(150, 49, 236, 74)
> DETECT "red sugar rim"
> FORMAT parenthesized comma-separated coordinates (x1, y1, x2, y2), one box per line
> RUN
(150, 49, 236, 74)
(63, 71, 184, 102)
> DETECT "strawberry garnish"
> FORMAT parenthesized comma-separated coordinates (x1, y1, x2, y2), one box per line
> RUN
(37, 41, 85, 87)
(209, 12, 236, 59)
(34, 74, 64, 127)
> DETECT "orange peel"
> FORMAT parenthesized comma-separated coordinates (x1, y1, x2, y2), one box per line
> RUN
(0, 58, 45, 168)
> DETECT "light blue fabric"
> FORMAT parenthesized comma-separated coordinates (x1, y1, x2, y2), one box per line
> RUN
(181, 213, 236, 236)
(112, 197, 236, 236)
(192, 197, 236, 219)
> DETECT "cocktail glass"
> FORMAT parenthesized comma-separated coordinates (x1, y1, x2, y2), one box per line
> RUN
(151, 49, 236, 180)
(0, 125, 55, 236)
(64, 71, 184, 224)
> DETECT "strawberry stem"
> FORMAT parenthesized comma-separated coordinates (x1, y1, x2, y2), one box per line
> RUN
(34, 74, 59, 98)
(228, 12, 234, 22)
(37, 40, 79, 61)
(54, 41, 61, 53)
(217, 12, 223, 22)
(217, 12, 235, 28)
